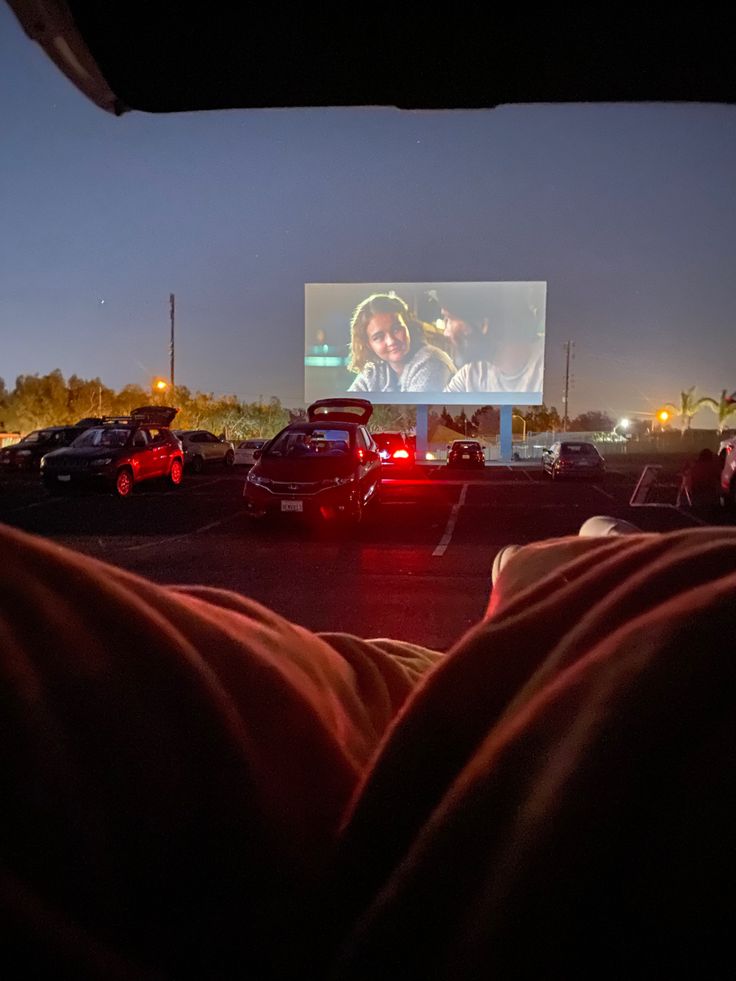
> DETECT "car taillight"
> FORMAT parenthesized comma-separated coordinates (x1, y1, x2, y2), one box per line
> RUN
(393, 449, 409, 459)
(356, 448, 365, 462)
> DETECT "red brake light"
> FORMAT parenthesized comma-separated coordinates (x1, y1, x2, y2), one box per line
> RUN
(356, 448, 365, 462)
(393, 448, 409, 459)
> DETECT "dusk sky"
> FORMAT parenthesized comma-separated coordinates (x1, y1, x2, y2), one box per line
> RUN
(2, 5, 735, 425)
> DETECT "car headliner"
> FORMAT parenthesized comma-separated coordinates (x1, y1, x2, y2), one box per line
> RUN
(6, 2, 736, 115)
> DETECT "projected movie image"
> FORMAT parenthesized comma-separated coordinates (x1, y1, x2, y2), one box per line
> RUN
(305, 282, 546, 405)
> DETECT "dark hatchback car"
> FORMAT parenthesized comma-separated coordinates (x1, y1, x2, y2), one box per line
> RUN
(243, 398, 381, 523)
(447, 440, 486, 469)
(0, 421, 102, 472)
(543, 441, 606, 480)
(373, 432, 415, 471)
(40, 406, 184, 497)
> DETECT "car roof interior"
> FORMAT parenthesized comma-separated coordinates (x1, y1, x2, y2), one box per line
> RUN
(6, 3, 736, 115)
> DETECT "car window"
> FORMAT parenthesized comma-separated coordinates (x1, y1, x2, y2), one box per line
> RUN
(74, 428, 130, 448)
(21, 431, 48, 444)
(562, 443, 597, 455)
(133, 431, 148, 447)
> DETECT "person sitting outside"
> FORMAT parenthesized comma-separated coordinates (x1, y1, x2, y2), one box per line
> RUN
(681, 447, 722, 507)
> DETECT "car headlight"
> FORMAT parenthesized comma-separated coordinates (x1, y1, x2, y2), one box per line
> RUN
(90, 457, 113, 467)
(247, 472, 271, 486)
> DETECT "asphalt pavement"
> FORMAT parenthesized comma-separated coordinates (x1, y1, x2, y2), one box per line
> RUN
(1, 462, 732, 649)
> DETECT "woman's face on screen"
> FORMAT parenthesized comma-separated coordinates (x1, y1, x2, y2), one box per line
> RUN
(366, 313, 410, 367)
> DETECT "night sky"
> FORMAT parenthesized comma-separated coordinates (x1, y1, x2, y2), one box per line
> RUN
(2, 5, 735, 425)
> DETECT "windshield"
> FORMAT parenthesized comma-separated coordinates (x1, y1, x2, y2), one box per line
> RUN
(20, 430, 54, 444)
(267, 428, 352, 458)
(562, 444, 598, 455)
(73, 428, 131, 449)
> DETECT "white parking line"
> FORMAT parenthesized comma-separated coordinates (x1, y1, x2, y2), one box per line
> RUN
(593, 485, 617, 501)
(432, 483, 468, 557)
(121, 510, 243, 551)
(521, 469, 535, 482)
(675, 507, 708, 526)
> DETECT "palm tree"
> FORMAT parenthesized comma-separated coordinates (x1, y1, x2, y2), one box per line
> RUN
(704, 389, 736, 432)
(664, 387, 717, 430)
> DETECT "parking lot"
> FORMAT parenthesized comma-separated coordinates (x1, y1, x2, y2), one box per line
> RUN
(2, 461, 732, 649)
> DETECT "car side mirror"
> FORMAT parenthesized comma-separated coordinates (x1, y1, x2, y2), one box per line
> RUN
(252, 449, 262, 460)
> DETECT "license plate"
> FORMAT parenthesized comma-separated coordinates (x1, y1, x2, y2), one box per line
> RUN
(462, 453, 469, 459)
(281, 500, 303, 512)
(57, 475, 71, 482)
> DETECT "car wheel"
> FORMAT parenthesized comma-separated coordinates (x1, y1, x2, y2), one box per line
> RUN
(169, 458, 184, 486)
(224, 450, 235, 467)
(43, 478, 67, 494)
(114, 467, 134, 498)
(191, 455, 204, 474)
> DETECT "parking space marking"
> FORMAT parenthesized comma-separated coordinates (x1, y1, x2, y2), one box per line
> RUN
(2, 496, 71, 514)
(521, 469, 535, 482)
(675, 507, 708, 526)
(593, 485, 617, 501)
(432, 483, 468, 557)
(120, 510, 244, 551)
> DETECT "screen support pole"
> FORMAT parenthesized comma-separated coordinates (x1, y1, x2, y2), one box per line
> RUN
(500, 405, 513, 461)
(416, 404, 428, 462)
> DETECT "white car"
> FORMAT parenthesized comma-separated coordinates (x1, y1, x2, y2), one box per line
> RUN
(172, 430, 235, 473)
(234, 438, 268, 466)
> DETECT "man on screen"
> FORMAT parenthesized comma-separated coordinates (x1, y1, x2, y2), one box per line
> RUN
(347, 293, 456, 394)
(441, 284, 545, 394)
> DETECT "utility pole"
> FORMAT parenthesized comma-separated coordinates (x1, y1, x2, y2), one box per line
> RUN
(562, 340, 573, 431)
(169, 293, 175, 390)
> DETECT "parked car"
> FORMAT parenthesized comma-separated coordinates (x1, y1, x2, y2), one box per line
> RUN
(40, 406, 184, 497)
(447, 440, 485, 469)
(172, 430, 236, 472)
(234, 438, 268, 467)
(372, 432, 415, 470)
(243, 398, 381, 523)
(543, 441, 606, 479)
(0, 420, 101, 471)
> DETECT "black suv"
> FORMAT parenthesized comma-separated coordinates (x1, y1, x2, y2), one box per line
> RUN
(40, 406, 184, 497)
(244, 398, 381, 523)
(0, 420, 103, 472)
(372, 432, 415, 471)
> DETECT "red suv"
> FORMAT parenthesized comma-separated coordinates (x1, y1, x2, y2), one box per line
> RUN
(243, 398, 381, 523)
(40, 406, 185, 497)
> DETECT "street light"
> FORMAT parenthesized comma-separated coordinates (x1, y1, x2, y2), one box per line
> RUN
(512, 413, 527, 441)
(152, 378, 169, 403)
(612, 417, 630, 437)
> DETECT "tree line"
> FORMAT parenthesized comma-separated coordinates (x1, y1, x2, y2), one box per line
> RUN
(2, 372, 733, 440)
(0, 371, 292, 440)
